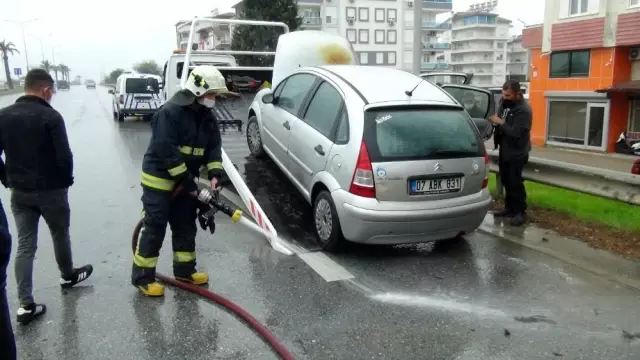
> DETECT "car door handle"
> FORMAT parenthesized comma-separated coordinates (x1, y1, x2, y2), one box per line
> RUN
(282, 121, 290, 130)
(314, 145, 325, 156)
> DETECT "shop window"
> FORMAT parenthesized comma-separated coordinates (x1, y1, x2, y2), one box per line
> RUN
(549, 50, 590, 78)
(547, 100, 606, 147)
(631, 100, 640, 132)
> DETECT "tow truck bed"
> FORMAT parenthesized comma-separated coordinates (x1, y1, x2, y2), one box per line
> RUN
(212, 98, 243, 133)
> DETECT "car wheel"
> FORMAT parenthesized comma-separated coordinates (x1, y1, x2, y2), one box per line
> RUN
(118, 112, 125, 122)
(313, 190, 344, 252)
(246, 116, 266, 158)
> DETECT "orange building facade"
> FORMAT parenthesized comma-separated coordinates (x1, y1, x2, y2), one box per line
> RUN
(523, 6, 640, 153)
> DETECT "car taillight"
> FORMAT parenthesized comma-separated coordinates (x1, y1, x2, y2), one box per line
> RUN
(349, 140, 376, 198)
(249, 80, 256, 87)
(119, 95, 124, 104)
(481, 151, 489, 189)
(632, 160, 640, 175)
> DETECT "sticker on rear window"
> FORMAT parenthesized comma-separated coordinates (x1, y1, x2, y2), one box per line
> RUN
(375, 114, 392, 124)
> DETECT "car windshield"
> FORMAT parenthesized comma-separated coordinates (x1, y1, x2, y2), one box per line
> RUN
(125, 78, 159, 94)
(363, 107, 483, 162)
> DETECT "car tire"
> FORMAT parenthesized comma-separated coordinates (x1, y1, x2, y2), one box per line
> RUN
(118, 112, 125, 122)
(246, 116, 266, 158)
(313, 190, 344, 252)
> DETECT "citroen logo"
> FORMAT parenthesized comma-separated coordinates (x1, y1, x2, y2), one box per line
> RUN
(433, 163, 443, 172)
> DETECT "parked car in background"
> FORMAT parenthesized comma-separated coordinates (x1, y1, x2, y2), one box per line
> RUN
(246, 65, 495, 251)
(57, 80, 70, 90)
(85, 79, 96, 89)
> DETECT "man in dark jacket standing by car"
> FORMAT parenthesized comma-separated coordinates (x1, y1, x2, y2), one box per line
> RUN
(488, 80, 532, 227)
(0, 69, 93, 325)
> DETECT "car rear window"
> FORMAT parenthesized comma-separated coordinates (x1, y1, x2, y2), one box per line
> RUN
(125, 78, 159, 93)
(363, 107, 483, 162)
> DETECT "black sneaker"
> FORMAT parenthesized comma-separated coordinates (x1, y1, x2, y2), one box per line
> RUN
(16, 303, 47, 325)
(60, 265, 94, 289)
(510, 213, 527, 227)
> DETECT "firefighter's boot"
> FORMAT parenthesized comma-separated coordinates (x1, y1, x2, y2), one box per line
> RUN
(137, 282, 165, 297)
(176, 272, 209, 285)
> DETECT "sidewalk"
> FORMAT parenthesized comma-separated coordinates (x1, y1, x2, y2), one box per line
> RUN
(485, 140, 637, 173)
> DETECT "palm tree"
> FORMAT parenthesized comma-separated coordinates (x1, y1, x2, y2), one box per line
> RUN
(40, 60, 52, 74)
(0, 40, 20, 89)
(50, 64, 60, 82)
(58, 64, 70, 81)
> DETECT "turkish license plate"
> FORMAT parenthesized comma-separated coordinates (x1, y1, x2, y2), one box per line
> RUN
(409, 177, 462, 195)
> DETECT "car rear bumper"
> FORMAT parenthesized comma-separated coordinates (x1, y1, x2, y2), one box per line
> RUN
(332, 189, 491, 244)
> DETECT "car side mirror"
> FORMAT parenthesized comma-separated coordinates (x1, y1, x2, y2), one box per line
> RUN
(262, 93, 274, 104)
(108, 89, 114, 94)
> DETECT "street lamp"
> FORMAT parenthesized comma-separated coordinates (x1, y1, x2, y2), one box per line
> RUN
(3, 18, 38, 71)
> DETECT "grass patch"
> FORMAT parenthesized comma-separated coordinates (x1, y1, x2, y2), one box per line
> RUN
(488, 173, 640, 232)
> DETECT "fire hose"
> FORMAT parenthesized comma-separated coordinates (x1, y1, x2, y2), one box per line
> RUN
(131, 184, 295, 360)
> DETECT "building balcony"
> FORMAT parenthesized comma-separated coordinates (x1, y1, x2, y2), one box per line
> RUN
(450, 47, 496, 53)
(422, 43, 451, 50)
(450, 59, 495, 65)
(421, 21, 451, 30)
(421, 62, 450, 70)
(301, 16, 322, 27)
(422, 0, 453, 11)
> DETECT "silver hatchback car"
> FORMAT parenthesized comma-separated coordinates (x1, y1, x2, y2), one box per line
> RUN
(246, 65, 495, 251)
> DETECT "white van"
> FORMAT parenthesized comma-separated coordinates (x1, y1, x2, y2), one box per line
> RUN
(108, 73, 162, 122)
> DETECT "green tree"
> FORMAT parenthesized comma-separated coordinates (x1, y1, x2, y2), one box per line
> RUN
(0, 40, 19, 89)
(133, 60, 161, 75)
(107, 68, 125, 84)
(231, 0, 301, 66)
(58, 64, 70, 81)
(50, 65, 60, 82)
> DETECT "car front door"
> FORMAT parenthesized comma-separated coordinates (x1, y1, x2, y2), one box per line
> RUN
(440, 84, 495, 140)
(260, 73, 318, 170)
(287, 81, 344, 194)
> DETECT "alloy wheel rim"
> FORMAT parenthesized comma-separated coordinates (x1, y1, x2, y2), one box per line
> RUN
(315, 199, 332, 242)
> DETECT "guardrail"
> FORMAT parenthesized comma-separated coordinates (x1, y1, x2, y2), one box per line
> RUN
(488, 151, 640, 205)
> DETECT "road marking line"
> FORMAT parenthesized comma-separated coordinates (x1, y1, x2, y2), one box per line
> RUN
(197, 178, 356, 282)
(298, 252, 355, 282)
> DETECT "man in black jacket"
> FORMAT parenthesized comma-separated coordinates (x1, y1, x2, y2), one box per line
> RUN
(488, 80, 532, 227)
(132, 65, 230, 297)
(0, 69, 93, 325)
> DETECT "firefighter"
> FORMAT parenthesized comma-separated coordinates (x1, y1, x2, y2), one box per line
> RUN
(131, 65, 236, 297)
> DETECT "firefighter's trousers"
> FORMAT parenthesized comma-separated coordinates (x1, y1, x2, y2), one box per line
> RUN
(132, 186, 199, 286)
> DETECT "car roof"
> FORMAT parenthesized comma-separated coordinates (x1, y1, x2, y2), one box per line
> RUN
(315, 65, 458, 105)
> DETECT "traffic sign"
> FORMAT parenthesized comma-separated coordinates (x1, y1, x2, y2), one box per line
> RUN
(13, 68, 22, 76)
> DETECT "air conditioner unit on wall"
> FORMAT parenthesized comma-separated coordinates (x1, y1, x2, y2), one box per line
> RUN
(408, 1, 413, 6)
(388, 18, 395, 26)
(347, 16, 355, 24)
(630, 48, 640, 61)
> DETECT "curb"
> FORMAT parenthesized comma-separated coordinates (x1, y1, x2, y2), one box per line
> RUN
(478, 220, 640, 291)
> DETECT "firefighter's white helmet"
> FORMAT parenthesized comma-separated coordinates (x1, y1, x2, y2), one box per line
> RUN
(183, 65, 237, 97)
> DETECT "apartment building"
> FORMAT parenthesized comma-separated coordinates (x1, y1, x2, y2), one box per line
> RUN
(449, 11, 511, 86)
(175, 11, 236, 51)
(523, 0, 640, 153)
(507, 35, 529, 82)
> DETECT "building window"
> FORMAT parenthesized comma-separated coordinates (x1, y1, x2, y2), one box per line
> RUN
(387, 9, 397, 21)
(359, 52, 369, 64)
(569, 0, 589, 15)
(346, 29, 356, 43)
(631, 0, 640, 7)
(358, 8, 369, 21)
(497, 42, 504, 49)
(375, 8, 385, 22)
(631, 100, 640, 132)
(387, 52, 397, 65)
(550, 50, 590, 77)
(346, 7, 356, 19)
(387, 30, 397, 44)
(376, 52, 384, 64)
(547, 100, 606, 147)
(375, 30, 385, 44)
(359, 29, 369, 43)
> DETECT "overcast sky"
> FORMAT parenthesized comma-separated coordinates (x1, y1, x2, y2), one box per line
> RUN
(0, 0, 543, 82)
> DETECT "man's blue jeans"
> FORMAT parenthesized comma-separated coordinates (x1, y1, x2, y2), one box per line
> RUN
(0, 199, 16, 360)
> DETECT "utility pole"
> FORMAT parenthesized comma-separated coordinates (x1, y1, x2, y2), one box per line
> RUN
(412, 0, 423, 74)
(3, 19, 38, 72)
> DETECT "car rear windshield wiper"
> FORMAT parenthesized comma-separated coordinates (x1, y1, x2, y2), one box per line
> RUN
(429, 150, 478, 157)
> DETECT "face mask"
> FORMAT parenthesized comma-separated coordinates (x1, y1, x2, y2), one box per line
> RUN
(199, 97, 216, 108)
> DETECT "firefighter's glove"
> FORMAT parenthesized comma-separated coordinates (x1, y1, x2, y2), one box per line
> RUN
(197, 203, 216, 234)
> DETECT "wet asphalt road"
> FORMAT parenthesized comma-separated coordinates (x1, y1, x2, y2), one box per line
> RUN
(1, 88, 639, 360)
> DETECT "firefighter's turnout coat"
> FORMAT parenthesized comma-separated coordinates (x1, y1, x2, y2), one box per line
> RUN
(140, 90, 223, 193)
